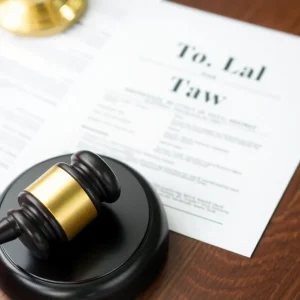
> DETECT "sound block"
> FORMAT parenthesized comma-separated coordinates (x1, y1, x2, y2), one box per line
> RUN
(0, 154, 169, 300)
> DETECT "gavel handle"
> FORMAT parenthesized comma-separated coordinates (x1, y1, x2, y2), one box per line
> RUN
(0, 216, 20, 244)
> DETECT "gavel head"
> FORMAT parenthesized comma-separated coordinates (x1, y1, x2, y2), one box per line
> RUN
(0, 151, 121, 258)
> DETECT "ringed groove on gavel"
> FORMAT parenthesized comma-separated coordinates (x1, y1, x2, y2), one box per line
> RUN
(0, 150, 121, 258)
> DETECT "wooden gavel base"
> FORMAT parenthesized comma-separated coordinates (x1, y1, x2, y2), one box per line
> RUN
(0, 154, 169, 300)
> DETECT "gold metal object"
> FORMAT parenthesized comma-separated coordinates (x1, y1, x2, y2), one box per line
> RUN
(25, 165, 97, 240)
(0, 0, 87, 37)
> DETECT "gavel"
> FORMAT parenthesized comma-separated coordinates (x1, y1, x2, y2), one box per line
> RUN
(0, 150, 121, 258)
(0, 0, 87, 37)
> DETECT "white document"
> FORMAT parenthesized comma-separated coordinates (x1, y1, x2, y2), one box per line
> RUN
(0, 0, 157, 190)
(6, 2, 300, 257)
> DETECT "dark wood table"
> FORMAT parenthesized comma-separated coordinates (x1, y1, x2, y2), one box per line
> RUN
(1, 1, 299, 300)
(138, 1, 300, 299)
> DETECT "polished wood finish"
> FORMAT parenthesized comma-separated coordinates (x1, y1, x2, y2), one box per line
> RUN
(0, 151, 121, 260)
(0, 154, 168, 300)
(137, 1, 300, 299)
(0, 1, 299, 299)
(171, 0, 300, 35)
(138, 168, 300, 300)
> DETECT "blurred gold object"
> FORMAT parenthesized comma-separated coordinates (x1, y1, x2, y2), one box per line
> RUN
(0, 0, 87, 37)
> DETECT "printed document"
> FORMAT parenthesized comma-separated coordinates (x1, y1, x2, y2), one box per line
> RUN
(5, 2, 300, 256)
(0, 0, 154, 190)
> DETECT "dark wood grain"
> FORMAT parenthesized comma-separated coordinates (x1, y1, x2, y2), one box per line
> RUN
(171, 0, 300, 35)
(1, 1, 300, 300)
(137, 1, 300, 300)
(138, 166, 300, 300)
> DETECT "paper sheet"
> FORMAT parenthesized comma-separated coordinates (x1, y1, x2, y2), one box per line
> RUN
(4, 2, 300, 256)
(0, 0, 158, 190)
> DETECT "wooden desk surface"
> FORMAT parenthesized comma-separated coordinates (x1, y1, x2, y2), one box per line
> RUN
(138, 1, 300, 300)
(1, 1, 299, 300)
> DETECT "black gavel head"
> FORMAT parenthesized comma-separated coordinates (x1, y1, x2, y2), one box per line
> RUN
(0, 151, 121, 258)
